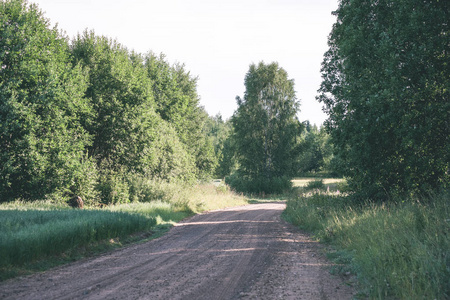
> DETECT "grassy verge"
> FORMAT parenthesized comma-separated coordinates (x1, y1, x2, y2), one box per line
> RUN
(284, 179, 449, 299)
(0, 182, 247, 281)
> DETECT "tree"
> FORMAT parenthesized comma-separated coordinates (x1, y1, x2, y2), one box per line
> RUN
(230, 62, 301, 193)
(204, 114, 237, 178)
(71, 31, 152, 170)
(0, 0, 94, 201)
(318, 0, 449, 199)
(295, 123, 333, 175)
(70, 31, 196, 183)
(144, 53, 216, 179)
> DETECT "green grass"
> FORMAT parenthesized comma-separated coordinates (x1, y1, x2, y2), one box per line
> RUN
(0, 208, 156, 279)
(284, 180, 450, 299)
(0, 182, 248, 281)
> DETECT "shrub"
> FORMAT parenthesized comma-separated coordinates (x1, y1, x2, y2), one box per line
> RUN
(96, 163, 130, 205)
(63, 154, 99, 206)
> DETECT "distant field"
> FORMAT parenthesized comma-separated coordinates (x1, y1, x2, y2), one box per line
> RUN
(291, 178, 344, 187)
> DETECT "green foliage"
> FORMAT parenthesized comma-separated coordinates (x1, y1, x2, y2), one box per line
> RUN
(0, 0, 258, 203)
(305, 179, 324, 190)
(0, 0, 92, 202)
(231, 62, 301, 193)
(225, 171, 292, 194)
(127, 173, 188, 204)
(96, 162, 130, 205)
(194, 131, 218, 181)
(295, 122, 334, 175)
(141, 117, 196, 182)
(62, 154, 99, 206)
(217, 134, 238, 178)
(204, 114, 237, 178)
(318, 0, 450, 199)
(145, 53, 217, 180)
(145, 53, 197, 141)
(285, 185, 450, 299)
(70, 31, 200, 184)
(70, 31, 154, 170)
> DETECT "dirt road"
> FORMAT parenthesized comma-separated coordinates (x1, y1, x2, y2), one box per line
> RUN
(0, 203, 355, 299)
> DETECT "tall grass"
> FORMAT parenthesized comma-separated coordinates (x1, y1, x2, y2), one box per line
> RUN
(284, 185, 449, 299)
(186, 182, 248, 212)
(0, 209, 156, 269)
(0, 182, 247, 280)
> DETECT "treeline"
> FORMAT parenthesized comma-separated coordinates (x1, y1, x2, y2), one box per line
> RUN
(1, 1, 334, 204)
(8, 0, 444, 204)
(0, 0, 216, 204)
(208, 115, 335, 186)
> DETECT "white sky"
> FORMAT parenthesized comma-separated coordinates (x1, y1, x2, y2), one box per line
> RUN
(33, 0, 338, 126)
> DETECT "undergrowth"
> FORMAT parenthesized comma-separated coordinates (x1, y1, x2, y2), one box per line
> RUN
(284, 182, 449, 299)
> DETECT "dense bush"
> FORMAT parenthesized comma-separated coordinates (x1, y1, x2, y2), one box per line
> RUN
(63, 154, 100, 206)
(294, 123, 334, 175)
(305, 179, 324, 190)
(127, 173, 187, 203)
(145, 53, 217, 180)
(96, 164, 130, 205)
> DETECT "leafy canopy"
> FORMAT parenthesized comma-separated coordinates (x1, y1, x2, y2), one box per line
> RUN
(0, 1, 217, 203)
(318, 0, 449, 199)
(70, 31, 197, 182)
(0, 0, 92, 201)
